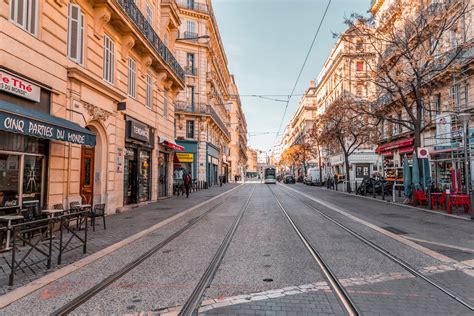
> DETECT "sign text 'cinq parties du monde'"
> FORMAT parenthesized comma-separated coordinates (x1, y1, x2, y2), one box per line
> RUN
(0, 113, 96, 146)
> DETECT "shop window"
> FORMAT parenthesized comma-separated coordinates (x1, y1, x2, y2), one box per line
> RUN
(128, 58, 137, 98)
(146, 74, 152, 109)
(0, 154, 20, 210)
(186, 120, 195, 139)
(67, 4, 84, 65)
(10, 0, 38, 36)
(103, 35, 115, 84)
(164, 89, 169, 117)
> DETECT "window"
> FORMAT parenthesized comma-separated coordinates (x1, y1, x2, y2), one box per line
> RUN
(68, 4, 85, 64)
(434, 93, 441, 114)
(450, 30, 458, 49)
(146, 74, 152, 109)
(356, 61, 364, 72)
(397, 113, 402, 134)
(186, 120, 195, 139)
(356, 84, 364, 97)
(187, 86, 195, 107)
(163, 90, 168, 117)
(10, 0, 38, 35)
(187, 0, 195, 9)
(103, 35, 115, 84)
(187, 20, 196, 34)
(146, 3, 153, 26)
(128, 58, 136, 98)
(356, 39, 363, 51)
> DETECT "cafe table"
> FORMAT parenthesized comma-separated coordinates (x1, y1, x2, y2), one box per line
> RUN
(0, 215, 24, 251)
(447, 194, 471, 214)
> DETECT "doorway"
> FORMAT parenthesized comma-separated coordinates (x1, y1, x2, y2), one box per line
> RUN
(80, 147, 94, 204)
(158, 152, 169, 198)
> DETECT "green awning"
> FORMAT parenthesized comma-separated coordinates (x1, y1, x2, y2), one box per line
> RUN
(0, 100, 96, 146)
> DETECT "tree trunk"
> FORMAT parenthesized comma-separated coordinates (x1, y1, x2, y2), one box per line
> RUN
(344, 151, 351, 193)
(318, 145, 323, 185)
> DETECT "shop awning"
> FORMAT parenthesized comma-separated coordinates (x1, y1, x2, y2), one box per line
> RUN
(375, 137, 414, 154)
(399, 146, 414, 154)
(159, 136, 184, 151)
(0, 100, 96, 146)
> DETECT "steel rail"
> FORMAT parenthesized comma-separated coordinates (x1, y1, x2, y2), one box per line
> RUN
(179, 185, 256, 316)
(268, 185, 360, 316)
(279, 185, 474, 312)
(51, 185, 248, 316)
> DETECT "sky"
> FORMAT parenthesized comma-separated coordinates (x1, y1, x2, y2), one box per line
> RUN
(212, 0, 371, 152)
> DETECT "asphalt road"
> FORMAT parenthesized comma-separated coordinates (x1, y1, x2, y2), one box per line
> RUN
(1, 183, 473, 315)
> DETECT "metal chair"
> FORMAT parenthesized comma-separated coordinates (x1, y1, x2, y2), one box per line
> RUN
(89, 204, 106, 232)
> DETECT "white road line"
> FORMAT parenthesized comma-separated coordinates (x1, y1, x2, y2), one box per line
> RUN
(279, 184, 474, 277)
(0, 185, 244, 309)
(403, 236, 474, 254)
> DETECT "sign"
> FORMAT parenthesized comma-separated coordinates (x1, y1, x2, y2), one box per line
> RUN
(0, 71, 41, 102)
(176, 153, 193, 163)
(435, 113, 451, 148)
(417, 147, 429, 159)
(128, 120, 149, 142)
(0, 111, 96, 146)
(116, 147, 124, 173)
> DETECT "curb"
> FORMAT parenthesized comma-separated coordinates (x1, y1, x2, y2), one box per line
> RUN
(0, 184, 243, 309)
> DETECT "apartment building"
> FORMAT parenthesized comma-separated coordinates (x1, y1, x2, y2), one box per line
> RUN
(173, 0, 235, 185)
(229, 75, 248, 182)
(0, 0, 185, 214)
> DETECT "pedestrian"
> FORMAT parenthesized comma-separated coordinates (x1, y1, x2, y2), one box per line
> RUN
(219, 175, 223, 187)
(184, 172, 191, 198)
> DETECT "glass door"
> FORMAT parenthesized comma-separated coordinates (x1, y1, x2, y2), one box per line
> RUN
(80, 147, 95, 204)
(0, 153, 20, 213)
(22, 155, 44, 211)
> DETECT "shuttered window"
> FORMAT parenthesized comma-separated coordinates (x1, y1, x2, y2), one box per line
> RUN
(103, 35, 115, 84)
(128, 58, 137, 98)
(10, 0, 38, 35)
(146, 74, 152, 109)
(68, 4, 85, 65)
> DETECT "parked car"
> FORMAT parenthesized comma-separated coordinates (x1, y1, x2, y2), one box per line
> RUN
(284, 175, 296, 184)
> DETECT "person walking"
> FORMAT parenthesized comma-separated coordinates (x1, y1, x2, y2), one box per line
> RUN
(184, 172, 191, 198)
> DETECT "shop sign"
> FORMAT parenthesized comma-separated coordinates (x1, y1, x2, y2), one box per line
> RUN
(417, 147, 429, 159)
(435, 113, 451, 147)
(0, 71, 41, 102)
(116, 147, 124, 173)
(0, 112, 95, 146)
(176, 153, 193, 163)
(129, 120, 149, 142)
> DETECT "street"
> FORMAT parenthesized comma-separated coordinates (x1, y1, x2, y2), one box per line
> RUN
(1, 183, 473, 315)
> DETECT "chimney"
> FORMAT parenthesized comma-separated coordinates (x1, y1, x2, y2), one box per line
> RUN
(310, 80, 315, 88)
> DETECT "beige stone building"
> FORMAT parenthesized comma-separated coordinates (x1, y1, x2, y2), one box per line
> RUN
(173, 0, 237, 186)
(370, 0, 474, 188)
(246, 148, 258, 177)
(0, 0, 186, 215)
(228, 75, 248, 182)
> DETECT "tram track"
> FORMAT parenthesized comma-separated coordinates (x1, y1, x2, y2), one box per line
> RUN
(267, 185, 360, 316)
(178, 185, 255, 316)
(50, 185, 250, 316)
(276, 184, 474, 313)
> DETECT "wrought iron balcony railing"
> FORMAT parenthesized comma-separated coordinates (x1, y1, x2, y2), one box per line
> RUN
(116, 0, 185, 84)
(175, 101, 231, 139)
(176, 0, 209, 14)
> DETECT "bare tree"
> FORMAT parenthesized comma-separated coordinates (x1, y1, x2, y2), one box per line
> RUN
(315, 97, 376, 192)
(344, 0, 472, 150)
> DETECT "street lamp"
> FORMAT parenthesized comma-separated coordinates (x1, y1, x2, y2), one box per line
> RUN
(458, 112, 473, 220)
(176, 35, 210, 41)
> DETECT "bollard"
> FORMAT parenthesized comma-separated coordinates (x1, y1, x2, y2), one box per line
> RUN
(428, 190, 432, 210)
(335, 182, 338, 191)
(355, 181, 358, 195)
(364, 183, 367, 196)
(373, 185, 376, 198)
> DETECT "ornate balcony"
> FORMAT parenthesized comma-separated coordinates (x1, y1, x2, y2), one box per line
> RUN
(175, 101, 231, 139)
(176, 0, 209, 14)
(116, 0, 185, 84)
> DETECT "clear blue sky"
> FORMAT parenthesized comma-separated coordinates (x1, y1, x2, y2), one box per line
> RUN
(212, 0, 370, 151)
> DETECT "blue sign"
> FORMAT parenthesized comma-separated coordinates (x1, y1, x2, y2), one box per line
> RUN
(0, 111, 96, 146)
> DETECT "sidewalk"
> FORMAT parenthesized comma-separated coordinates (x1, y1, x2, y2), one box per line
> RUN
(0, 184, 238, 295)
(330, 182, 471, 220)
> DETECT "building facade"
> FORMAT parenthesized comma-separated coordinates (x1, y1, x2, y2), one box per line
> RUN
(246, 148, 258, 178)
(0, 0, 185, 215)
(173, 0, 235, 186)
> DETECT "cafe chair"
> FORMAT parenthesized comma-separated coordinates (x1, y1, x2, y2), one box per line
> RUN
(413, 190, 428, 207)
(89, 204, 106, 232)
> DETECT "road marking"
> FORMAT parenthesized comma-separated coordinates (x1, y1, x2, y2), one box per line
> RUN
(280, 184, 474, 278)
(403, 236, 474, 254)
(0, 185, 244, 309)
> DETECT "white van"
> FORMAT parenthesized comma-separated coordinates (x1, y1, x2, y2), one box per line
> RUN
(306, 167, 322, 186)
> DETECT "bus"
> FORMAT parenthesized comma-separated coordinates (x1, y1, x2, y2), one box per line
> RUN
(264, 167, 277, 184)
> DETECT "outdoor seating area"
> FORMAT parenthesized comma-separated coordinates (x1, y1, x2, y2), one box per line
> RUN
(0, 202, 107, 286)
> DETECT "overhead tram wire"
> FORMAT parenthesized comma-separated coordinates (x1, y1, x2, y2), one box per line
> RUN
(273, 0, 332, 145)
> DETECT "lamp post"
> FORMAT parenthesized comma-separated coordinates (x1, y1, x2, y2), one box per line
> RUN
(458, 112, 473, 219)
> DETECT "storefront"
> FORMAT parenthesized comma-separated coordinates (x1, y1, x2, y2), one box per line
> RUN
(123, 117, 153, 205)
(376, 137, 414, 179)
(207, 144, 219, 186)
(174, 140, 197, 184)
(0, 70, 95, 214)
(158, 136, 184, 198)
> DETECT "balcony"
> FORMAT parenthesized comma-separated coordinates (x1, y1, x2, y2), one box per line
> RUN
(184, 66, 197, 76)
(116, 0, 185, 84)
(180, 31, 199, 40)
(176, 0, 209, 14)
(175, 101, 231, 139)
